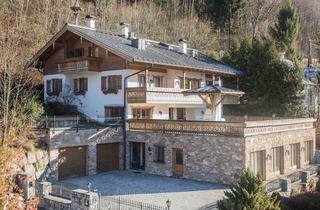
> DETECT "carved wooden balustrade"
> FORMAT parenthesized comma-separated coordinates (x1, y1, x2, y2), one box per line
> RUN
(127, 87, 203, 104)
(57, 57, 102, 73)
(128, 118, 315, 137)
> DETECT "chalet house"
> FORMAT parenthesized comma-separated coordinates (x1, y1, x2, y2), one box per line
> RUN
(29, 16, 317, 187)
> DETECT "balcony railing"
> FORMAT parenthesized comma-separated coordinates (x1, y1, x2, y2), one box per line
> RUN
(57, 57, 102, 73)
(127, 87, 203, 104)
(128, 118, 315, 137)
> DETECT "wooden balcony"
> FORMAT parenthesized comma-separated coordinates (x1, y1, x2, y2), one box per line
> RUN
(57, 57, 102, 73)
(127, 87, 203, 104)
(128, 118, 315, 137)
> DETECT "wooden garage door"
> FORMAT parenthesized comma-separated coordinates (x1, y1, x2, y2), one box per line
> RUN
(97, 143, 119, 172)
(58, 146, 87, 180)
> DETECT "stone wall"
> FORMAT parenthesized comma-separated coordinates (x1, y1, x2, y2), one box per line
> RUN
(47, 126, 123, 180)
(245, 127, 316, 181)
(127, 131, 246, 184)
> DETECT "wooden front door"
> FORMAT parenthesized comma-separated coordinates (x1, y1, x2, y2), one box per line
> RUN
(58, 146, 87, 180)
(97, 143, 120, 172)
(173, 148, 183, 177)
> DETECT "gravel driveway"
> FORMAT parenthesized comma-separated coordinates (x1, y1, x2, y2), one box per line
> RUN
(61, 171, 228, 210)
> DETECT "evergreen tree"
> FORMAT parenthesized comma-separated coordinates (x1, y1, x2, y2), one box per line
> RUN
(217, 169, 281, 210)
(223, 37, 303, 116)
(269, 0, 300, 56)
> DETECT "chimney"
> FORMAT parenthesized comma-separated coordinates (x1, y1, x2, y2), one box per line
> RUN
(86, 15, 95, 29)
(178, 39, 187, 54)
(120, 22, 129, 38)
(132, 38, 146, 50)
(128, 32, 135, 40)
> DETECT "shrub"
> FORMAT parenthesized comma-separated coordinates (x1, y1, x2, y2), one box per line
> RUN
(217, 169, 281, 210)
(281, 192, 320, 210)
(316, 179, 320, 193)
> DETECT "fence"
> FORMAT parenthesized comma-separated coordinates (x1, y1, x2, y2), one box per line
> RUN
(31, 115, 123, 130)
(98, 196, 168, 210)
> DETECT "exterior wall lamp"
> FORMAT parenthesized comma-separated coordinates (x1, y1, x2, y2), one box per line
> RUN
(266, 154, 272, 160)
(166, 199, 171, 210)
(285, 150, 290, 156)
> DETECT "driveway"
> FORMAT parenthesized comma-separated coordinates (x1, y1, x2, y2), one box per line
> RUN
(61, 171, 228, 210)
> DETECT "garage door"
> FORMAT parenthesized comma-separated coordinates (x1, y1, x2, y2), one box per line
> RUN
(97, 143, 119, 172)
(58, 146, 87, 180)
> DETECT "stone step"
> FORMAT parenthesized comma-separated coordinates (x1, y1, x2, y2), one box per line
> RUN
(44, 194, 71, 210)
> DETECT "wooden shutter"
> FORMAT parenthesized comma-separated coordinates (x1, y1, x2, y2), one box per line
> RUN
(57, 79, 63, 93)
(74, 79, 79, 93)
(83, 78, 88, 91)
(117, 75, 122, 90)
(101, 77, 107, 90)
(46, 80, 52, 95)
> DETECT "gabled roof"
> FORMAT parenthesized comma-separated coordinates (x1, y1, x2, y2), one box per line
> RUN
(183, 85, 244, 96)
(28, 23, 244, 76)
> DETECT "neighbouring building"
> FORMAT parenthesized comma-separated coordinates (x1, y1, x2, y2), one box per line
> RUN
(29, 15, 318, 185)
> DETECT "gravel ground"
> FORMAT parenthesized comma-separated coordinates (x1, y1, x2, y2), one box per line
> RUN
(61, 171, 228, 210)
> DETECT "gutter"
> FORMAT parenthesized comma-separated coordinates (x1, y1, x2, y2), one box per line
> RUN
(122, 63, 153, 170)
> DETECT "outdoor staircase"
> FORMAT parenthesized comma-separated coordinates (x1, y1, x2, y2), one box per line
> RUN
(41, 183, 74, 210)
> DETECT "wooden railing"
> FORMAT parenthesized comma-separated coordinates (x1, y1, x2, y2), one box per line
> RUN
(127, 87, 203, 104)
(128, 119, 245, 136)
(57, 57, 102, 73)
(128, 118, 315, 137)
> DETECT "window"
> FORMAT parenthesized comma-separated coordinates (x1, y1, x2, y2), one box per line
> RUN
(250, 150, 265, 178)
(105, 107, 123, 121)
(74, 78, 88, 95)
(176, 108, 186, 120)
(290, 143, 300, 169)
(304, 141, 313, 164)
(101, 75, 122, 94)
(138, 75, 146, 87)
(132, 108, 152, 119)
(66, 48, 84, 58)
(169, 108, 174, 120)
(179, 77, 200, 89)
(272, 146, 284, 174)
(152, 76, 162, 87)
(46, 79, 62, 96)
(88, 46, 99, 57)
(154, 146, 165, 163)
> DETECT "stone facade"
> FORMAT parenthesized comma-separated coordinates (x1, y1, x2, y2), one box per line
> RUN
(127, 131, 246, 184)
(47, 126, 123, 180)
(126, 119, 317, 184)
(245, 127, 316, 181)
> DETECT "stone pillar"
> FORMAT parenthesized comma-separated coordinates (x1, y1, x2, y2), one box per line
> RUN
(71, 189, 99, 210)
(280, 178, 291, 193)
(38, 182, 52, 208)
(87, 144, 97, 176)
(301, 170, 310, 183)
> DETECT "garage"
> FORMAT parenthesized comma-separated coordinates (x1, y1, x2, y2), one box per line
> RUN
(58, 146, 87, 180)
(97, 143, 120, 172)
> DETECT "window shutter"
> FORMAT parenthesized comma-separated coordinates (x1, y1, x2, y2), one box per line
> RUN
(46, 80, 52, 94)
(74, 79, 79, 93)
(117, 75, 122, 90)
(83, 78, 88, 91)
(57, 79, 63, 93)
(101, 77, 107, 90)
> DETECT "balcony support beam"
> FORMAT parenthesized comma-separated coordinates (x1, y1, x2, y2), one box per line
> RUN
(183, 71, 186, 89)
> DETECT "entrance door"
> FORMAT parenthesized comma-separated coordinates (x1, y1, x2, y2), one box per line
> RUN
(173, 148, 183, 177)
(130, 142, 145, 170)
(97, 143, 119, 172)
(58, 146, 87, 180)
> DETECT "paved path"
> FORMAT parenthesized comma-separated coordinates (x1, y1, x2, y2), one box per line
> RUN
(61, 171, 228, 210)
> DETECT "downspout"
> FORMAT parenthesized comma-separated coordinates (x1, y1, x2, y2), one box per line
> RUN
(123, 63, 153, 170)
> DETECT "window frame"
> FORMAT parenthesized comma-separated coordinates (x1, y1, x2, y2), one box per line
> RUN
(46, 79, 62, 96)
(304, 140, 313, 164)
(154, 145, 165, 163)
(132, 108, 152, 119)
(74, 78, 88, 95)
(105, 106, 124, 121)
(249, 150, 266, 179)
(290, 143, 300, 169)
(272, 146, 284, 174)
